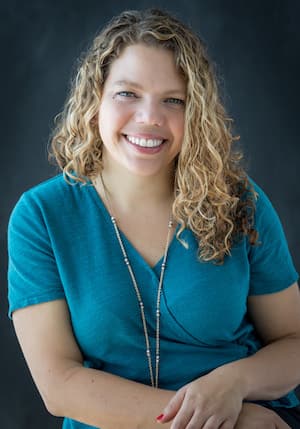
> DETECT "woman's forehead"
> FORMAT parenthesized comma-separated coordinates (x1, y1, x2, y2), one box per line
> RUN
(104, 44, 186, 93)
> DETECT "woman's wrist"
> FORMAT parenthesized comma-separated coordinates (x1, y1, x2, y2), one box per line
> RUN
(212, 360, 251, 401)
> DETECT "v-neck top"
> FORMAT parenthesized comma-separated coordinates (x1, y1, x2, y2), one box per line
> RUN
(7, 174, 300, 429)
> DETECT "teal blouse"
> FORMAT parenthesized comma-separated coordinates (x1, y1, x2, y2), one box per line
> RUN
(7, 174, 299, 429)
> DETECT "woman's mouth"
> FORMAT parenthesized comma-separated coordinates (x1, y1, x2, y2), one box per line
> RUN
(123, 134, 167, 153)
(124, 134, 167, 148)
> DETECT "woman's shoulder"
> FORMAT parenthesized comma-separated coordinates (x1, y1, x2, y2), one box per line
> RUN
(9, 174, 92, 225)
(16, 173, 90, 205)
(246, 176, 278, 218)
(245, 176, 293, 253)
(21, 173, 71, 201)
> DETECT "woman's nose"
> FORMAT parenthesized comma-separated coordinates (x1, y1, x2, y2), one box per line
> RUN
(134, 100, 164, 127)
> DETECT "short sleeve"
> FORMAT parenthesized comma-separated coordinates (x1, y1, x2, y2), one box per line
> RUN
(248, 182, 299, 295)
(7, 192, 65, 318)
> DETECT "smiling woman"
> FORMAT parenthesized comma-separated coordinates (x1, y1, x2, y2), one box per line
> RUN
(7, 7, 300, 429)
(97, 44, 185, 177)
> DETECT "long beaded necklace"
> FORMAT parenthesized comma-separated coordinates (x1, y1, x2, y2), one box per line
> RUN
(99, 174, 174, 388)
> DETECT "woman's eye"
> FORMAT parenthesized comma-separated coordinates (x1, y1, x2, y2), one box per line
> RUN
(165, 98, 185, 106)
(116, 91, 136, 98)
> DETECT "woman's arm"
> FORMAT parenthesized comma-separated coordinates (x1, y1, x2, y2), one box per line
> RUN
(222, 281, 300, 400)
(158, 282, 300, 428)
(13, 299, 174, 429)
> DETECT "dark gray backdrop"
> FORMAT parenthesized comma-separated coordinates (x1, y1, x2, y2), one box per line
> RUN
(1, 1, 299, 428)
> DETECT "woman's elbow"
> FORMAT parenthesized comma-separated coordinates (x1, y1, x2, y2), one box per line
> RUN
(37, 364, 82, 418)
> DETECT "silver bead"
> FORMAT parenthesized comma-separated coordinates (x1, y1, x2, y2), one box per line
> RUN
(146, 349, 151, 356)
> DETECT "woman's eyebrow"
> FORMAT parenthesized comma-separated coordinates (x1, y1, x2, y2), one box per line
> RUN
(113, 79, 143, 88)
(113, 79, 186, 95)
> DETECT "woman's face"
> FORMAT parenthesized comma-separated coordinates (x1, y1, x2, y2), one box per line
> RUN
(97, 43, 186, 178)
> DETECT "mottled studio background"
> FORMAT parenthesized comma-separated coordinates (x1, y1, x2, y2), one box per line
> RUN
(1, 0, 299, 427)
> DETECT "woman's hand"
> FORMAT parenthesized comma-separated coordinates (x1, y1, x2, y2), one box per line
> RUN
(157, 367, 245, 428)
(234, 402, 291, 428)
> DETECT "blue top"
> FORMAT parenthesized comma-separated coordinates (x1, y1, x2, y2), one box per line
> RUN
(7, 174, 299, 429)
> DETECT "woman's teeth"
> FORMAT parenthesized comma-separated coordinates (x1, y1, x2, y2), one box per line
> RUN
(126, 135, 164, 148)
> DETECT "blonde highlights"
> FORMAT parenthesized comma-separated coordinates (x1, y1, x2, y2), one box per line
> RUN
(49, 8, 258, 263)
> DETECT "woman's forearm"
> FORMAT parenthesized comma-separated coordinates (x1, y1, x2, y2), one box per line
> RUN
(45, 336, 300, 428)
(217, 334, 300, 401)
(48, 365, 174, 429)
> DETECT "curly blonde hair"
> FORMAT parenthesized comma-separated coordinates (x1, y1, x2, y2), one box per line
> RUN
(49, 8, 259, 264)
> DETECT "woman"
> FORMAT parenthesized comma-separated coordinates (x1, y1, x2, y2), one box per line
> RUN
(8, 8, 300, 429)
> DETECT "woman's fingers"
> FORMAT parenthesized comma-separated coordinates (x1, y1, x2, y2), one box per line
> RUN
(159, 390, 293, 429)
(220, 421, 235, 429)
(159, 387, 187, 423)
(169, 404, 231, 429)
(159, 373, 242, 428)
(169, 408, 194, 429)
(193, 414, 230, 429)
(170, 411, 233, 429)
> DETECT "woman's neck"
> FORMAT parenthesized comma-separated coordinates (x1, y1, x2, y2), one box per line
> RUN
(94, 161, 175, 215)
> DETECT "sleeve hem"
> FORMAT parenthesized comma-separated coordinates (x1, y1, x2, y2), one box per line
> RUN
(8, 293, 66, 319)
(248, 274, 299, 297)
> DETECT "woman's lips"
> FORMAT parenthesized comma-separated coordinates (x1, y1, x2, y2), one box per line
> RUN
(123, 134, 167, 154)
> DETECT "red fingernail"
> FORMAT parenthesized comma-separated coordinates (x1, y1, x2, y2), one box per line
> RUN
(156, 414, 164, 421)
